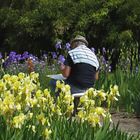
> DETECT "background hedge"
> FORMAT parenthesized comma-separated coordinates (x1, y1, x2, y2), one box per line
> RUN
(0, 0, 140, 58)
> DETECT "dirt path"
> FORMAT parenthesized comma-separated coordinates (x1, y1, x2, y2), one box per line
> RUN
(111, 112, 140, 133)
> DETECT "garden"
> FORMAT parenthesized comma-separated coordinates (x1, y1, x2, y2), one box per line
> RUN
(0, 0, 140, 140)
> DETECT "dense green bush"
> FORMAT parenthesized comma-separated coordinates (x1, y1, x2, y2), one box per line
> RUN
(0, 0, 140, 58)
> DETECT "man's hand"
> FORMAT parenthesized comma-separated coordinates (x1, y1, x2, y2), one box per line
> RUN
(60, 63, 71, 78)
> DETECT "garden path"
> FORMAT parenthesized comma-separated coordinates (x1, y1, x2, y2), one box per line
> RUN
(112, 112, 140, 134)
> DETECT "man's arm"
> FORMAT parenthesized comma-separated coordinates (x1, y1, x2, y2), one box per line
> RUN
(60, 63, 71, 78)
(95, 70, 99, 80)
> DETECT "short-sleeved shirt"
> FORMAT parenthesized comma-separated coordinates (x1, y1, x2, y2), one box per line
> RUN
(64, 54, 97, 89)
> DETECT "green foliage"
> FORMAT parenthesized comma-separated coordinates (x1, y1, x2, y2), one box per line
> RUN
(0, 116, 138, 140)
(0, 0, 140, 54)
(95, 68, 140, 115)
(50, 118, 139, 140)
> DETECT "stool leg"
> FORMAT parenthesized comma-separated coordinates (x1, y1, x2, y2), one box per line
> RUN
(73, 97, 80, 116)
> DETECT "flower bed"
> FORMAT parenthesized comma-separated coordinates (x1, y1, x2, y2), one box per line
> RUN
(0, 72, 139, 139)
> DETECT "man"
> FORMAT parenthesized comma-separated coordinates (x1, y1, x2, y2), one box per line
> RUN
(60, 35, 99, 93)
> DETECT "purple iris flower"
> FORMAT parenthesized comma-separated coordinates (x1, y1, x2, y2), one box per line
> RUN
(3, 61, 9, 68)
(22, 51, 29, 59)
(109, 66, 112, 72)
(55, 41, 62, 49)
(102, 57, 106, 64)
(102, 47, 106, 54)
(9, 51, 16, 57)
(6, 57, 15, 63)
(65, 43, 71, 50)
(58, 55, 65, 64)
(8, 52, 17, 63)
(16, 54, 22, 61)
(28, 54, 36, 61)
(51, 52, 57, 59)
(0, 52, 2, 59)
(9, 52, 16, 61)
(91, 47, 95, 53)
